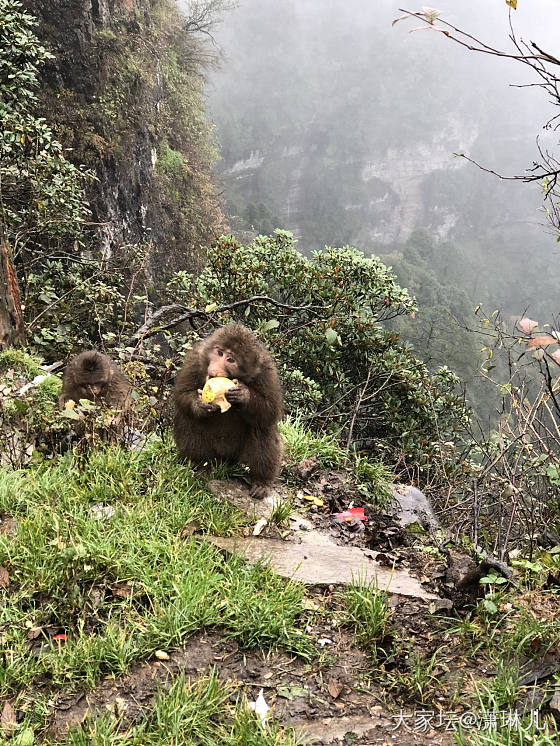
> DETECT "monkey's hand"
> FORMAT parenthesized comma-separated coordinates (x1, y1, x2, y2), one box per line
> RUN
(195, 389, 221, 416)
(225, 380, 250, 405)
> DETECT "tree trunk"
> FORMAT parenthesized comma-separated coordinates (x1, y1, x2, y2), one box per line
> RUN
(0, 238, 25, 350)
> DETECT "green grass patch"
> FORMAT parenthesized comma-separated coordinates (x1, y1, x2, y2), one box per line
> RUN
(61, 671, 304, 745)
(339, 579, 391, 655)
(280, 418, 393, 505)
(0, 439, 313, 703)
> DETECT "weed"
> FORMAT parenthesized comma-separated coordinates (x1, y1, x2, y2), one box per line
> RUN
(280, 418, 393, 504)
(339, 579, 391, 661)
(394, 648, 443, 706)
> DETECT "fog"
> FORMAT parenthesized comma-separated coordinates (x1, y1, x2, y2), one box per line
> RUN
(204, 0, 560, 396)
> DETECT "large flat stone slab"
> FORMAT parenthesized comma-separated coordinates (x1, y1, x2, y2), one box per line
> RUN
(208, 537, 439, 599)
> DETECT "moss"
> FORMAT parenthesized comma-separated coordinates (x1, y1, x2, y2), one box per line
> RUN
(157, 143, 185, 176)
(0, 349, 43, 377)
(38, 374, 62, 399)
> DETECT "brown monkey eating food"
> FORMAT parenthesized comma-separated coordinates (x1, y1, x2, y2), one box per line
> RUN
(173, 324, 283, 499)
(59, 351, 131, 412)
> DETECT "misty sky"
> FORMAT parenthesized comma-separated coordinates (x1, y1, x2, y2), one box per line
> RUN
(204, 0, 560, 282)
(207, 0, 560, 172)
(202, 0, 560, 371)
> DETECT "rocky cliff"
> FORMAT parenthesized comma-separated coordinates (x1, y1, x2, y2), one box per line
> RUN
(23, 0, 224, 284)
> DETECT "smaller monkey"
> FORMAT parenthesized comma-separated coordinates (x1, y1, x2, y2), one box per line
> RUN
(59, 351, 131, 412)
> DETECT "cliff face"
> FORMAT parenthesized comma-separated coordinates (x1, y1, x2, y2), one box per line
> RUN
(224, 121, 479, 248)
(23, 0, 223, 283)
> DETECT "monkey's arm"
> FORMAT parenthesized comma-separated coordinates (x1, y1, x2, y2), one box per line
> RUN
(226, 366, 283, 427)
(106, 368, 132, 410)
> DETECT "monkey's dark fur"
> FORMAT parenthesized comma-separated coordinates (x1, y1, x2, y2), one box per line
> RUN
(59, 351, 131, 411)
(173, 324, 283, 498)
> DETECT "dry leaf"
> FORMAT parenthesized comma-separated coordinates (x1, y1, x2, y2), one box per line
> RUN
(527, 336, 557, 347)
(551, 349, 560, 366)
(327, 679, 344, 699)
(112, 583, 133, 598)
(155, 650, 170, 661)
(1, 701, 17, 735)
(303, 494, 324, 507)
(0, 566, 9, 589)
(517, 317, 539, 335)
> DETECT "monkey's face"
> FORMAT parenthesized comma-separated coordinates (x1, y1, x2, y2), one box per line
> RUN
(75, 377, 109, 400)
(206, 345, 243, 380)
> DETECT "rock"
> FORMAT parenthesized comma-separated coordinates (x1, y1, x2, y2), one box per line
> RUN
(445, 548, 481, 589)
(389, 485, 440, 532)
(429, 598, 454, 612)
(295, 455, 320, 480)
(298, 714, 391, 744)
(549, 683, 560, 721)
(207, 536, 440, 600)
(207, 480, 288, 521)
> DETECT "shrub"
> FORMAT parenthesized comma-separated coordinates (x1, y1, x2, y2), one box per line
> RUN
(170, 231, 469, 476)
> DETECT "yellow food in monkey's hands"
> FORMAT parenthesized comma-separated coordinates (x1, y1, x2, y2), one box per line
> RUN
(201, 377, 235, 413)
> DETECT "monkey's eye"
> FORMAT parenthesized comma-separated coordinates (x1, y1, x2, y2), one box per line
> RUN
(227, 356, 235, 364)
(216, 348, 224, 357)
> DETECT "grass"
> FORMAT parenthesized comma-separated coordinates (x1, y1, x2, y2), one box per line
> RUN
(445, 601, 560, 661)
(453, 682, 558, 746)
(2, 418, 560, 743)
(280, 417, 393, 505)
(62, 671, 304, 745)
(454, 724, 558, 746)
(0, 438, 313, 738)
(339, 579, 391, 660)
(393, 648, 443, 706)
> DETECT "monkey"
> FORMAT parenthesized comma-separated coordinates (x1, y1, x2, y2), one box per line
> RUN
(59, 351, 131, 413)
(173, 324, 283, 499)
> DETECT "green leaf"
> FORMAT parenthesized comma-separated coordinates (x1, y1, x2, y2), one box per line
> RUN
(60, 408, 80, 420)
(14, 729, 34, 746)
(325, 328, 340, 346)
(261, 318, 279, 332)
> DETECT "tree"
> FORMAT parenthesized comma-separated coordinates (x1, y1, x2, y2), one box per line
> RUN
(0, 0, 91, 349)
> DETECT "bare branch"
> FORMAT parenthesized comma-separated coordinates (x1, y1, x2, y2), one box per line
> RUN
(126, 295, 324, 344)
(398, 8, 560, 236)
